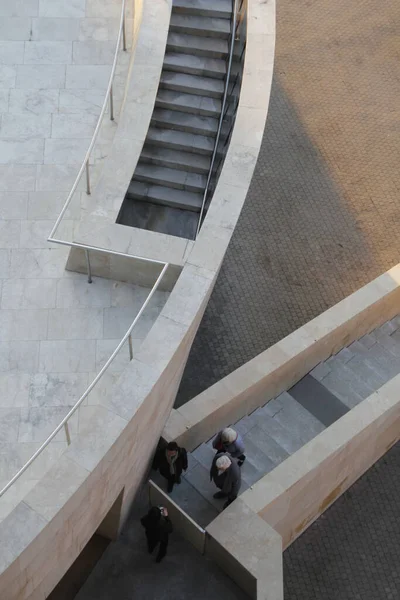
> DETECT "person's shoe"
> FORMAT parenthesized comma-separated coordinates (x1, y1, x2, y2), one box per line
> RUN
(213, 491, 226, 499)
(167, 481, 174, 493)
(155, 557, 163, 563)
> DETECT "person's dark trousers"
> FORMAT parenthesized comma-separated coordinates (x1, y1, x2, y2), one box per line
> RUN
(167, 476, 175, 493)
(238, 454, 246, 467)
(223, 495, 237, 509)
(147, 538, 169, 562)
(156, 539, 168, 563)
(147, 538, 158, 554)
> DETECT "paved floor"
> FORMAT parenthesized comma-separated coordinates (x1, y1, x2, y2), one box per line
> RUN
(0, 0, 168, 523)
(75, 488, 248, 600)
(177, 0, 400, 405)
(284, 441, 400, 599)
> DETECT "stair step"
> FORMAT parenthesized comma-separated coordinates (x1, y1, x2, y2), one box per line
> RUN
(255, 410, 305, 454)
(163, 52, 226, 80)
(191, 442, 216, 470)
(127, 181, 202, 211)
(317, 366, 367, 409)
(241, 438, 276, 476)
(141, 145, 210, 174)
(170, 13, 231, 39)
(272, 392, 325, 444)
(375, 333, 400, 358)
(167, 32, 229, 58)
(172, 0, 231, 19)
(160, 71, 224, 98)
(169, 477, 219, 529)
(146, 127, 215, 156)
(243, 425, 289, 466)
(329, 353, 388, 389)
(290, 374, 349, 427)
(151, 108, 218, 136)
(359, 342, 400, 381)
(134, 163, 206, 193)
(156, 89, 221, 117)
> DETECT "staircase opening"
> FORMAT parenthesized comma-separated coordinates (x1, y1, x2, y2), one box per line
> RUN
(117, 0, 246, 240)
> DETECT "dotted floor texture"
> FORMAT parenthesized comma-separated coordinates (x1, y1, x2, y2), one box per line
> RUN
(176, 0, 400, 406)
(283, 441, 400, 600)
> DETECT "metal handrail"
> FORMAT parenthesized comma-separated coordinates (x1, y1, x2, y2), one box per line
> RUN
(0, 0, 170, 500)
(48, 0, 127, 241)
(0, 263, 169, 499)
(195, 0, 239, 238)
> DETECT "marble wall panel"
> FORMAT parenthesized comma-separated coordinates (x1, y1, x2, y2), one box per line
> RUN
(8, 89, 59, 115)
(38, 339, 96, 373)
(0, 139, 44, 164)
(47, 308, 103, 340)
(38, 0, 85, 19)
(31, 18, 80, 42)
(1, 279, 57, 309)
(0, 166, 36, 191)
(16, 65, 66, 89)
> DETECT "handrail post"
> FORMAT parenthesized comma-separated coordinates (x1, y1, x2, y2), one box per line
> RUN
(128, 334, 134, 360)
(85, 250, 92, 284)
(122, 15, 127, 51)
(64, 422, 71, 446)
(109, 86, 114, 121)
(85, 160, 91, 195)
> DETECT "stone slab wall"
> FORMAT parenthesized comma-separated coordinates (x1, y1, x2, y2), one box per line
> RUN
(241, 373, 400, 549)
(164, 264, 400, 451)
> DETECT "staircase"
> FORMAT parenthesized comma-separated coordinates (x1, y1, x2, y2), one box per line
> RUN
(117, 0, 232, 239)
(153, 316, 400, 528)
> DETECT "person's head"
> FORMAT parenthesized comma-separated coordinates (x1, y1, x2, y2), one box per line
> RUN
(148, 506, 162, 523)
(166, 441, 179, 458)
(215, 455, 232, 474)
(221, 427, 237, 444)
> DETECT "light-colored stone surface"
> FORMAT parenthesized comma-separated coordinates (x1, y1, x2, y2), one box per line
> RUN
(0, 1, 277, 599)
(0, 0, 169, 529)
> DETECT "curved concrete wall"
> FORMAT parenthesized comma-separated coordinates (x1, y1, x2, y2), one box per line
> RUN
(0, 1, 275, 598)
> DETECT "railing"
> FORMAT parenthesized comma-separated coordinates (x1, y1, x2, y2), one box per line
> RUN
(0, 0, 170, 501)
(196, 0, 246, 237)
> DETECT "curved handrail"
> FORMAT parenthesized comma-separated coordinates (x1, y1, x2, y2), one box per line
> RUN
(48, 0, 127, 241)
(0, 263, 169, 499)
(0, 0, 170, 501)
(196, 0, 239, 237)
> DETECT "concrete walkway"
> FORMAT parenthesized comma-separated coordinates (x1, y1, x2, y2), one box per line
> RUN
(177, 0, 400, 405)
(0, 0, 168, 522)
(75, 489, 248, 600)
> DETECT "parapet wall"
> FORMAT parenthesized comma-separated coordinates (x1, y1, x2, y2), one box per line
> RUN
(164, 264, 400, 451)
(0, 0, 275, 598)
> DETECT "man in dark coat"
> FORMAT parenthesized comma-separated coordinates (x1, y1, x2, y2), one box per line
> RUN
(210, 452, 241, 509)
(140, 506, 173, 563)
(153, 441, 188, 493)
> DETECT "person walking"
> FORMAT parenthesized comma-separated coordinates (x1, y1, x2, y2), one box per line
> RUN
(212, 427, 246, 466)
(153, 441, 188, 493)
(140, 506, 173, 563)
(210, 452, 241, 509)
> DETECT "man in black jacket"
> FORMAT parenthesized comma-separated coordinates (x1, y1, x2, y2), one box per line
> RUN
(153, 441, 188, 493)
(140, 506, 173, 563)
(210, 452, 241, 509)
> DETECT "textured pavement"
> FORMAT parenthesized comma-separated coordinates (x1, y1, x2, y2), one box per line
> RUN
(177, 0, 400, 405)
(284, 441, 400, 600)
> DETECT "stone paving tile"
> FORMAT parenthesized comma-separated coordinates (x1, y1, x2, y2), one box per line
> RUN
(176, 0, 400, 406)
(284, 441, 400, 600)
